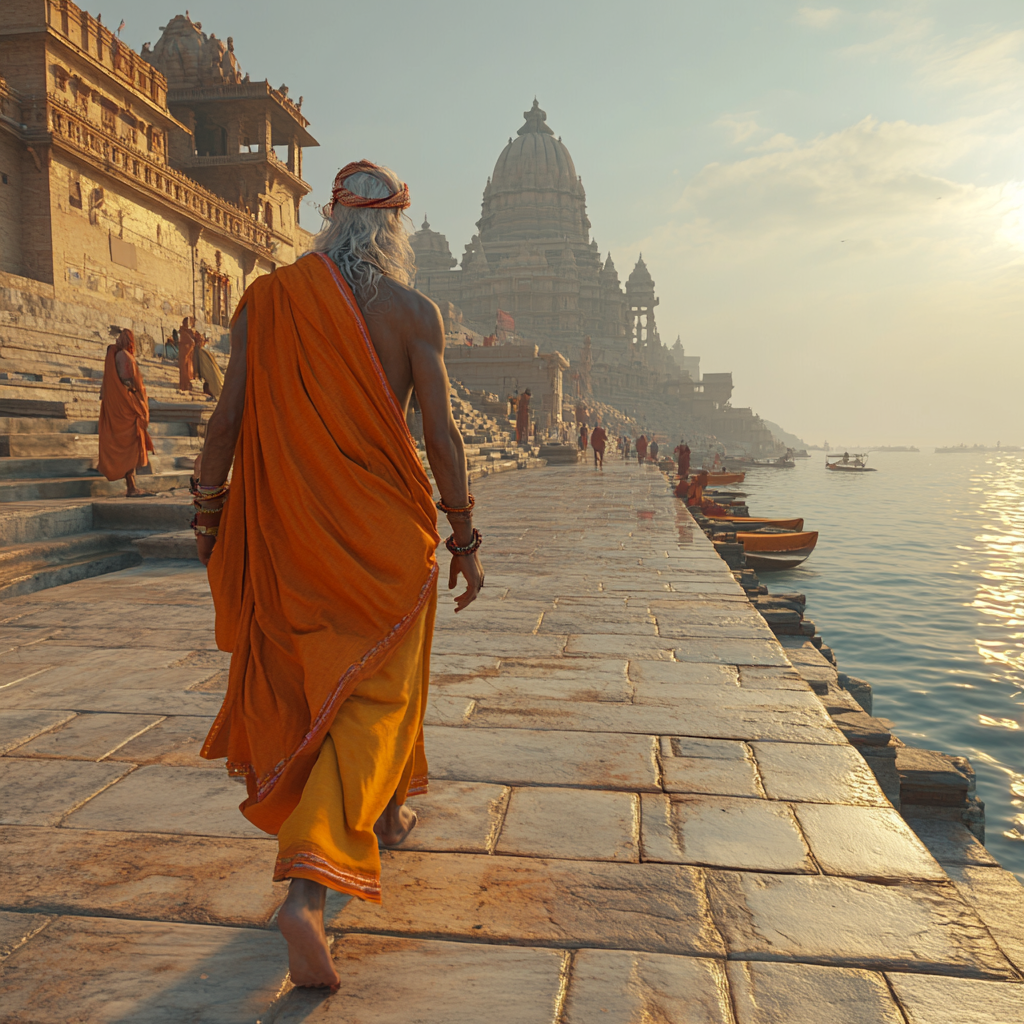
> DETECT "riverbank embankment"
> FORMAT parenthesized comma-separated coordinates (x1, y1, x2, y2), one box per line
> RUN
(0, 458, 1020, 1021)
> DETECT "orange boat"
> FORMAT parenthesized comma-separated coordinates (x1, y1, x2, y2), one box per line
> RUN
(690, 471, 745, 485)
(710, 516, 805, 531)
(736, 530, 818, 571)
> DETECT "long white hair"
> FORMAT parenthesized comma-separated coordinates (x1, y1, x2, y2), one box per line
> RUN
(307, 166, 415, 307)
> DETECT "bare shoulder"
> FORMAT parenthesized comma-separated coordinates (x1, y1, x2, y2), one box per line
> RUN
(380, 279, 443, 336)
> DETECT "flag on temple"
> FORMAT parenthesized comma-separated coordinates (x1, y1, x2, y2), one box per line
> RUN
(117, 19, 125, 34)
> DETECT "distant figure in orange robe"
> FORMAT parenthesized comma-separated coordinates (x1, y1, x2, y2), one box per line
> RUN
(97, 329, 154, 496)
(516, 388, 531, 443)
(196, 161, 484, 991)
(673, 440, 692, 497)
(590, 423, 607, 468)
(177, 316, 196, 392)
(686, 469, 709, 507)
(636, 434, 648, 465)
(674, 440, 691, 479)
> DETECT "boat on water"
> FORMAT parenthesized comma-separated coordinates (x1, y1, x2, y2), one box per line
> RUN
(826, 452, 876, 472)
(736, 530, 819, 571)
(727, 454, 795, 469)
(934, 444, 1023, 454)
(708, 515, 805, 531)
(690, 471, 745, 485)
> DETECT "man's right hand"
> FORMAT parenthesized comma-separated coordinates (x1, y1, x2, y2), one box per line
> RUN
(448, 552, 484, 612)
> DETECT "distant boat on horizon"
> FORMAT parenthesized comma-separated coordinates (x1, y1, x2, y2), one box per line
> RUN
(934, 444, 1023, 454)
(871, 446, 920, 453)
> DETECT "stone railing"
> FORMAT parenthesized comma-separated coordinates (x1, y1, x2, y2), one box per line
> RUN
(47, 96, 273, 253)
(44, 0, 169, 109)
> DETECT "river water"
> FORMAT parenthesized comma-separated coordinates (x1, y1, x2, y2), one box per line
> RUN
(732, 450, 1024, 878)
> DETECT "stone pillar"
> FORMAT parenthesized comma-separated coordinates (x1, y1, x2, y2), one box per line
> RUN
(225, 118, 241, 154)
(287, 137, 298, 173)
(257, 115, 271, 154)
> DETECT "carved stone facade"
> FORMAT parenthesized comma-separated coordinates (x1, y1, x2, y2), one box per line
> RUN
(0, 2, 315, 351)
(411, 100, 778, 452)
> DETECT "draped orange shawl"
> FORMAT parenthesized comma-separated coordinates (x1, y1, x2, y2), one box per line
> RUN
(202, 254, 439, 833)
(97, 345, 153, 480)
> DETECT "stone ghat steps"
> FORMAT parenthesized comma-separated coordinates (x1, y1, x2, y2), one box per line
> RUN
(0, 530, 144, 600)
(0, 497, 192, 598)
(0, 471, 192, 503)
(0, 432, 199, 458)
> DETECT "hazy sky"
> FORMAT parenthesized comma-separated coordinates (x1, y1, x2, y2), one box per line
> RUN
(125, 1, 1023, 446)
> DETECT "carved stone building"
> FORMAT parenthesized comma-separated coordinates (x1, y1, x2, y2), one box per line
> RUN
(411, 100, 777, 451)
(0, 2, 315, 372)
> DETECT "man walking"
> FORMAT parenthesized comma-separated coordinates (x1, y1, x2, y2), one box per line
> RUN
(516, 389, 531, 444)
(98, 327, 154, 496)
(590, 421, 607, 468)
(193, 161, 484, 991)
(636, 433, 648, 466)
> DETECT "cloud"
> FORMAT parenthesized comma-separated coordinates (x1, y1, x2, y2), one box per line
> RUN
(714, 112, 762, 144)
(794, 6, 841, 29)
(632, 115, 1024, 444)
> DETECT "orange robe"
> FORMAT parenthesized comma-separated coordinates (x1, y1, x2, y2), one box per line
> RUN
(97, 346, 154, 480)
(177, 327, 196, 392)
(202, 253, 439, 901)
(516, 394, 531, 443)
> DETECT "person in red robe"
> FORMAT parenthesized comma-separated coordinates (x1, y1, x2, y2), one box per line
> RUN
(515, 389, 531, 443)
(98, 329, 155, 496)
(674, 439, 691, 479)
(636, 434, 648, 466)
(178, 316, 196, 393)
(590, 422, 607, 468)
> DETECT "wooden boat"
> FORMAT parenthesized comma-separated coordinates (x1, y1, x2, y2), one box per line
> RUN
(735, 530, 818, 571)
(826, 452, 876, 472)
(709, 515, 804, 531)
(690, 471, 745, 485)
(726, 455, 795, 469)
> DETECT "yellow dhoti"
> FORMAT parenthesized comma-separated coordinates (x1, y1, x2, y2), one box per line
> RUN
(273, 590, 435, 902)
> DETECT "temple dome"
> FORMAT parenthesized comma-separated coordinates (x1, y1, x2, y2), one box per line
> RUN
(410, 216, 457, 276)
(477, 100, 591, 245)
(490, 100, 579, 195)
(626, 254, 654, 291)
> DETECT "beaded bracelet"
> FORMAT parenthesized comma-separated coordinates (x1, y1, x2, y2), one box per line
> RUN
(436, 493, 475, 515)
(193, 500, 226, 514)
(445, 529, 482, 556)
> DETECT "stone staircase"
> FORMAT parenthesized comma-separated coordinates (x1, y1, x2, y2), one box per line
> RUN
(0, 378, 549, 597)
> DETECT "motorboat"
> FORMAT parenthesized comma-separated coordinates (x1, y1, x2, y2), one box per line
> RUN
(736, 530, 819, 571)
(826, 452, 876, 472)
(708, 515, 805, 531)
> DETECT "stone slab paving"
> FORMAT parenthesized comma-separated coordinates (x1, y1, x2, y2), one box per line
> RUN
(0, 459, 1022, 1022)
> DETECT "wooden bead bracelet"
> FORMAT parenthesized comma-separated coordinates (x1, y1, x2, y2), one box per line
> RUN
(445, 529, 482, 556)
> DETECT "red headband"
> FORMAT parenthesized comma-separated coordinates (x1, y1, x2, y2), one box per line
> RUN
(327, 160, 410, 216)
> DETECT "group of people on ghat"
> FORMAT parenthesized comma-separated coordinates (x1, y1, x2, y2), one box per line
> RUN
(96, 316, 226, 496)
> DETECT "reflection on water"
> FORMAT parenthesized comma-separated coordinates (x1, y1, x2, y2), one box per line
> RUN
(738, 452, 1024, 878)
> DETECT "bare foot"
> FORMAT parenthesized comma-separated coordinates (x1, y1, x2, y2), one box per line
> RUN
(277, 878, 340, 990)
(374, 795, 417, 848)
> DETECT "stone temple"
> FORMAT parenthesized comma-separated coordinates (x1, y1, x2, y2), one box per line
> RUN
(412, 101, 776, 450)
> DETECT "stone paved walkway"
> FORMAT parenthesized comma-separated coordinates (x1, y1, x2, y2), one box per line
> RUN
(0, 459, 1021, 1023)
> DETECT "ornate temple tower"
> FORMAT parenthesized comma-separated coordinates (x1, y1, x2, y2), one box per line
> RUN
(143, 15, 317, 266)
(626, 254, 659, 362)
